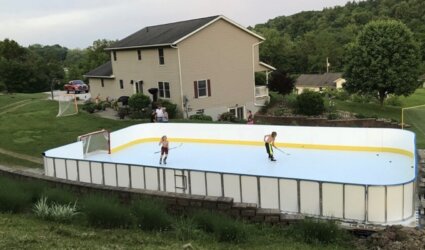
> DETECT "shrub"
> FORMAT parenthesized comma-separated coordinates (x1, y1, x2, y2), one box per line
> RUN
(189, 114, 213, 121)
(296, 90, 325, 116)
(117, 107, 129, 119)
(128, 93, 151, 112)
(327, 113, 339, 120)
(0, 177, 33, 213)
(192, 210, 247, 243)
(33, 197, 79, 223)
(283, 93, 298, 109)
(81, 195, 134, 228)
(218, 112, 237, 122)
(131, 199, 173, 231)
(82, 102, 96, 113)
(334, 89, 350, 101)
(385, 95, 402, 106)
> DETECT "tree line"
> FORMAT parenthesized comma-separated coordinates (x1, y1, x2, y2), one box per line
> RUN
(252, 0, 425, 74)
(0, 39, 115, 93)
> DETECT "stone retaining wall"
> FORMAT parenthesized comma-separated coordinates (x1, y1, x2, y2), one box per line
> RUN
(0, 166, 303, 225)
(254, 115, 400, 128)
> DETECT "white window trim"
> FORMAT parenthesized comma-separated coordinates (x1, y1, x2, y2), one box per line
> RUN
(158, 81, 170, 99)
(196, 79, 209, 98)
(228, 106, 245, 119)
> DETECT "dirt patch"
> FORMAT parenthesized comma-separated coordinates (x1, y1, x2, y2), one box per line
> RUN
(355, 226, 425, 249)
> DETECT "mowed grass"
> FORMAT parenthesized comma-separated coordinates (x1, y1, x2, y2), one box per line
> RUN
(0, 93, 139, 165)
(334, 88, 425, 148)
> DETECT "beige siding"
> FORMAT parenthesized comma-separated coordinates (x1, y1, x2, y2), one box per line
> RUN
(178, 19, 261, 118)
(101, 49, 180, 102)
(88, 78, 115, 100)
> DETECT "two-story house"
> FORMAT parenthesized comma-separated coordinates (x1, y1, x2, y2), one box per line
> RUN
(84, 15, 274, 120)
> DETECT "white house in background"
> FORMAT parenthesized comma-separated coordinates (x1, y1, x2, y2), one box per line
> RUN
(295, 73, 346, 93)
(84, 15, 275, 120)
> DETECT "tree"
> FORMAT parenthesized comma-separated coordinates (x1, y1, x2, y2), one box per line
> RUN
(268, 70, 294, 95)
(343, 20, 420, 105)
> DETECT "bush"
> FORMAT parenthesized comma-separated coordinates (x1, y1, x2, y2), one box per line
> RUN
(334, 89, 350, 101)
(283, 93, 298, 109)
(81, 195, 134, 228)
(173, 217, 201, 241)
(296, 90, 325, 116)
(192, 210, 247, 243)
(128, 93, 151, 112)
(385, 95, 402, 106)
(189, 114, 213, 121)
(82, 102, 96, 113)
(117, 107, 129, 119)
(33, 197, 79, 223)
(218, 112, 237, 122)
(131, 199, 173, 231)
(327, 113, 339, 120)
(0, 177, 33, 213)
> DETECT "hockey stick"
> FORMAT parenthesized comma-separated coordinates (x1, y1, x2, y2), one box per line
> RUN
(274, 147, 290, 155)
(154, 143, 183, 154)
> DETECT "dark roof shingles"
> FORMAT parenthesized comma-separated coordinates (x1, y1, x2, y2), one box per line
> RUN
(109, 15, 219, 49)
(84, 61, 113, 77)
(295, 73, 343, 87)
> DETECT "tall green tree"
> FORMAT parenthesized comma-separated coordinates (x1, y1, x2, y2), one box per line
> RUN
(343, 20, 420, 105)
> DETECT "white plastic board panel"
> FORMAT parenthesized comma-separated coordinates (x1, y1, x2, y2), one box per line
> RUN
(91, 162, 103, 185)
(206, 173, 222, 197)
(103, 163, 117, 187)
(322, 183, 343, 218)
(55, 159, 67, 179)
(78, 161, 91, 183)
(403, 182, 414, 219)
(260, 177, 279, 209)
(345, 185, 366, 221)
(368, 186, 386, 223)
(300, 181, 320, 215)
(66, 160, 78, 181)
(117, 164, 130, 188)
(241, 176, 258, 204)
(190, 171, 206, 195)
(144, 167, 158, 191)
(223, 174, 240, 202)
(130, 166, 144, 189)
(387, 185, 403, 222)
(280, 179, 298, 213)
(164, 169, 175, 192)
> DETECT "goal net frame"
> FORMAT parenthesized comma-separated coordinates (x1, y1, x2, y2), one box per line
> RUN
(57, 94, 78, 117)
(401, 104, 425, 129)
(77, 129, 111, 156)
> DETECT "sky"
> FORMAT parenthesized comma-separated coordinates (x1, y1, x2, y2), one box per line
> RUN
(0, 0, 355, 49)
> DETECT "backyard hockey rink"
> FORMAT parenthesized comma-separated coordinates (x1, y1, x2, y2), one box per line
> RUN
(44, 123, 417, 226)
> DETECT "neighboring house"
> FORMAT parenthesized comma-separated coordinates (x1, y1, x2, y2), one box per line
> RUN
(84, 15, 274, 120)
(294, 73, 345, 94)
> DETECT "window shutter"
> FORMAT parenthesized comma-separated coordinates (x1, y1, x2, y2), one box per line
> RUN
(194, 81, 198, 98)
(207, 79, 211, 97)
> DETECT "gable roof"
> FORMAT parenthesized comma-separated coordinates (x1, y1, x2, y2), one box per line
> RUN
(84, 61, 114, 78)
(107, 15, 264, 50)
(295, 73, 343, 88)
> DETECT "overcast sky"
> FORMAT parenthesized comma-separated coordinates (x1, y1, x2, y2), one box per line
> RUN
(0, 0, 354, 49)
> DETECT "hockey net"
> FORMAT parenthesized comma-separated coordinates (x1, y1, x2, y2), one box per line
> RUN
(78, 130, 111, 156)
(57, 94, 78, 117)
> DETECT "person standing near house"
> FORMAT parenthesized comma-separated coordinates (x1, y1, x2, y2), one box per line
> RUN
(155, 105, 164, 122)
(247, 110, 254, 124)
(264, 132, 277, 161)
(162, 108, 169, 122)
(159, 135, 169, 164)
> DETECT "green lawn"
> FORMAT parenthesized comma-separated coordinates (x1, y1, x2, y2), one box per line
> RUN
(333, 88, 425, 149)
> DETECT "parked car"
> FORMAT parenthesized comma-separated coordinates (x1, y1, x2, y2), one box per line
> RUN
(64, 80, 89, 94)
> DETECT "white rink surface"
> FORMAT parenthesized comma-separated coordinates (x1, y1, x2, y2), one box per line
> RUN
(86, 141, 415, 186)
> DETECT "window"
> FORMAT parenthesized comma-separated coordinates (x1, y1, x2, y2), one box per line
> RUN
(101, 79, 104, 88)
(158, 48, 164, 65)
(119, 80, 124, 89)
(137, 50, 142, 60)
(113, 51, 117, 61)
(194, 79, 211, 98)
(158, 81, 170, 98)
(229, 106, 244, 119)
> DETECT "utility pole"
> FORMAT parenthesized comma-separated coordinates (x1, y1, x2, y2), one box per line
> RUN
(326, 57, 330, 73)
(50, 78, 56, 100)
